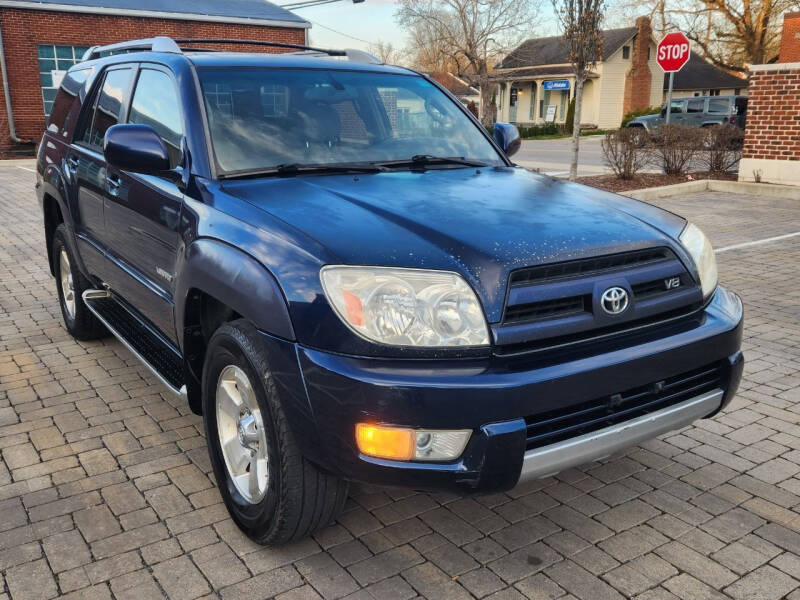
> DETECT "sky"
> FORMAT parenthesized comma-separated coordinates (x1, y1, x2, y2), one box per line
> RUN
(291, 0, 409, 52)
(289, 0, 564, 55)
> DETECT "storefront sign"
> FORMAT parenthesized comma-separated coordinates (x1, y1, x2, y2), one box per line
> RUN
(545, 105, 557, 122)
(543, 80, 570, 91)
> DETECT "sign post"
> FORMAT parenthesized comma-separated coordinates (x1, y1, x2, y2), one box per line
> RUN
(657, 32, 691, 124)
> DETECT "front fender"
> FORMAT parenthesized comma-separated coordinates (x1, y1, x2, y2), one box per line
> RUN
(174, 238, 295, 345)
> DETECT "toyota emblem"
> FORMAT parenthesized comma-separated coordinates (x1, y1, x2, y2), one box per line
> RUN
(601, 287, 629, 315)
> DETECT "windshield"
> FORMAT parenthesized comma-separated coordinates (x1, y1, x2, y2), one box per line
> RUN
(198, 67, 504, 174)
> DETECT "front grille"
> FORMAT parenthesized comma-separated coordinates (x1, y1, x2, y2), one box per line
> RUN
(510, 248, 672, 287)
(504, 295, 589, 324)
(524, 362, 723, 451)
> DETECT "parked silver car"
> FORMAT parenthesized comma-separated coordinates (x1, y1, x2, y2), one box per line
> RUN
(628, 95, 748, 131)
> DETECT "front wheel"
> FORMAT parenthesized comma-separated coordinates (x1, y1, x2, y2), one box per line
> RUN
(203, 320, 348, 545)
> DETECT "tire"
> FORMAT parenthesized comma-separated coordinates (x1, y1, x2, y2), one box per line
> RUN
(52, 224, 106, 340)
(202, 320, 348, 545)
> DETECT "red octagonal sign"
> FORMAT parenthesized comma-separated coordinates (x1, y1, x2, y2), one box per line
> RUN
(657, 32, 691, 72)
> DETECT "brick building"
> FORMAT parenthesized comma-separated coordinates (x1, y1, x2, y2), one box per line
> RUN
(779, 12, 800, 62)
(0, 0, 309, 156)
(738, 13, 800, 186)
(738, 63, 800, 186)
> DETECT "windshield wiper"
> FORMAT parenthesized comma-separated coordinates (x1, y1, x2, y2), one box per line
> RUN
(374, 155, 488, 170)
(220, 163, 387, 180)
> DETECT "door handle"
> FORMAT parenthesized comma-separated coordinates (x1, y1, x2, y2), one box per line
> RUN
(66, 155, 79, 175)
(106, 174, 121, 196)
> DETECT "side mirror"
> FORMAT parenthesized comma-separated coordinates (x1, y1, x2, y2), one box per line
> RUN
(493, 122, 522, 157)
(104, 124, 170, 174)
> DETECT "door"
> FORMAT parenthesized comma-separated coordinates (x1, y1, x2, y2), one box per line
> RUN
(509, 86, 519, 122)
(102, 66, 186, 342)
(685, 97, 705, 126)
(69, 65, 135, 284)
(662, 98, 686, 124)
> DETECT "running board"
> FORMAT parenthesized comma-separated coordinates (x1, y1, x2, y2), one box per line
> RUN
(82, 290, 187, 399)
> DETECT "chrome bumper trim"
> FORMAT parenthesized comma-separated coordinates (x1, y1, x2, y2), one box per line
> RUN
(518, 388, 724, 482)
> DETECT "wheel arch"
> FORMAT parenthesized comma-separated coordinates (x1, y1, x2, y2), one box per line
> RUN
(175, 238, 296, 414)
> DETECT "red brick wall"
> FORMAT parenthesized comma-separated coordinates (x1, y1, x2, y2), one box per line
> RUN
(779, 12, 800, 63)
(0, 7, 306, 155)
(623, 17, 654, 115)
(742, 66, 800, 161)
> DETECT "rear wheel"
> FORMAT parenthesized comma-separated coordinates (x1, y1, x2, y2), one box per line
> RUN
(203, 320, 348, 545)
(52, 224, 106, 340)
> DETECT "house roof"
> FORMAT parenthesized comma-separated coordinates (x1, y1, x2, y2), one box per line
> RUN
(428, 72, 479, 97)
(0, 0, 309, 26)
(665, 52, 746, 90)
(498, 26, 637, 69)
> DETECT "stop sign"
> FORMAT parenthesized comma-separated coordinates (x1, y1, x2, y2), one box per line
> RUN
(657, 32, 691, 72)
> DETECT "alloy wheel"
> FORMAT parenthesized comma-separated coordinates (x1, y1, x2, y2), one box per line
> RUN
(216, 365, 269, 503)
(59, 249, 76, 320)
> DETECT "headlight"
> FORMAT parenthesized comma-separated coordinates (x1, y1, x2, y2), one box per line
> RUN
(679, 222, 718, 298)
(320, 266, 490, 347)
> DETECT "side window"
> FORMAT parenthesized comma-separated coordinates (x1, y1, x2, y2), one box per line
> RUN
(669, 100, 685, 114)
(78, 67, 134, 149)
(707, 98, 729, 114)
(128, 69, 184, 169)
(687, 98, 704, 113)
(47, 67, 92, 135)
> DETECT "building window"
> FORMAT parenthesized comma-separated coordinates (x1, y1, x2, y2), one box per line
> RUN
(622, 46, 630, 59)
(37, 45, 90, 117)
(710, 89, 720, 96)
(735, 88, 741, 95)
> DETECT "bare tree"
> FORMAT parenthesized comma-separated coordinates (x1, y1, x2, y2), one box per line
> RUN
(396, 0, 540, 125)
(368, 40, 405, 65)
(552, 0, 605, 180)
(671, 0, 797, 71)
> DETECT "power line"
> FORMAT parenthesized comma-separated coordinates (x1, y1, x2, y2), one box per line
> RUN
(307, 19, 375, 45)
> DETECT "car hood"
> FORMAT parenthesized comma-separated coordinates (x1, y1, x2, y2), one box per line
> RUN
(221, 167, 687, 322)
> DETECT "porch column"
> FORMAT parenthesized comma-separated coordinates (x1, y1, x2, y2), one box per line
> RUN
(501, 81, 512, 122)
(534, 80, 542, 121)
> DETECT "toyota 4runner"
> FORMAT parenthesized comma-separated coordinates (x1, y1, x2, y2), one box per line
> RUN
(36, 37, 744, 545)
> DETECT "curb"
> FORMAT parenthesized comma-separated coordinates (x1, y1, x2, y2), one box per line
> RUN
(621, 179, 800, 201)
(0, 158, 36, 167)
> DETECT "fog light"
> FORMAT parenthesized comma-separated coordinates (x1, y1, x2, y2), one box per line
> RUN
(413, 429, 471, 461)
(356, 424, 471, 462)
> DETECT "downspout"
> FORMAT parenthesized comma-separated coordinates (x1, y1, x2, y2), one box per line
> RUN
(0, 23, 24, 143)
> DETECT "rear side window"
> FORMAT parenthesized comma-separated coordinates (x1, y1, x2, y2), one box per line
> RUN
(686, 98, 704, 113)
(47, 67, 92, 136)
(128, 69, 184, 168)
(707, 98, 730, 114)
(78, 67, 134, 149)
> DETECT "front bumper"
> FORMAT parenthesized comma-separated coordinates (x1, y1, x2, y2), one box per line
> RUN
(292, 286, 744, 493)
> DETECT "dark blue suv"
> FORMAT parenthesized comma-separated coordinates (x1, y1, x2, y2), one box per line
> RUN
(36, 37, 743, 545)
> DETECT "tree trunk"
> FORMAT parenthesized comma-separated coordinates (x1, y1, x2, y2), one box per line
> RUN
(478, 76, 495, 125)
(569, 76, 585, 181)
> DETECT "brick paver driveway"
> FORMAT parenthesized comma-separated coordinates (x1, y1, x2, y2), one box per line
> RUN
(1, 165, 800, 600)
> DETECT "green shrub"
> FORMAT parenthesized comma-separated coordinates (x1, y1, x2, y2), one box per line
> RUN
(621, 105, 661, 127)
(516, 123, 563, 138)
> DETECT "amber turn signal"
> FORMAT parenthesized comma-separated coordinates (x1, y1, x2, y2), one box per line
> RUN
(355, 423, 415, 461)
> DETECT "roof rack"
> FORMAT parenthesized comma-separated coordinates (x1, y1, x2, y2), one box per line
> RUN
(81, 36, 383, 65)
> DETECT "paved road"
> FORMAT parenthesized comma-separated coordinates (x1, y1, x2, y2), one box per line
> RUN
(2, 164, 800, 599)
(514, 136, 609, 177)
